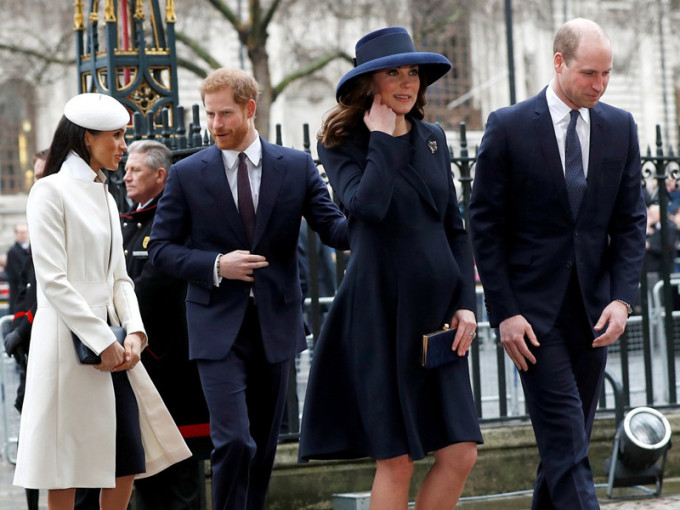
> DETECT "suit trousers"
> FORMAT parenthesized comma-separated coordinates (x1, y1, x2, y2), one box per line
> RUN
(197, 299, 291, 510)
(520, 270, 607, 510)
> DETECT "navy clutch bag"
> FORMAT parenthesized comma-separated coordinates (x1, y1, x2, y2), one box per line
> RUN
(422, 324, 462, 369)
(72, 326, 126, 365)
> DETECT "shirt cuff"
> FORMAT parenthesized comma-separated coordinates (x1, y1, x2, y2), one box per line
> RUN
(213, 254, 222, 287)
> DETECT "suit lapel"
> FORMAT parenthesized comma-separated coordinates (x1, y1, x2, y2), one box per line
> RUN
(580, 105, 606, 218)
(202, 145, 250, 244)
(253, 140, 285, 247)
(533, 91, 572, 219)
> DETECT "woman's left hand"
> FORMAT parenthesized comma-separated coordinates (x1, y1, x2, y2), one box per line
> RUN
(449, 309, 477, 356)
(113, 332, 143, 371)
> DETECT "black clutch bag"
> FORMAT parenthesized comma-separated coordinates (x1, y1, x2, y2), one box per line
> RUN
(422, 324, 462, 369)
(72, 326, 126, 365)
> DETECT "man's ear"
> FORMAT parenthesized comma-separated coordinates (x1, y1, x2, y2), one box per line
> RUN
(246, 99, 257, 119)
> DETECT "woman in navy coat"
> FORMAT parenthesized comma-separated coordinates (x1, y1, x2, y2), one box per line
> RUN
(299, 27, 483, 509)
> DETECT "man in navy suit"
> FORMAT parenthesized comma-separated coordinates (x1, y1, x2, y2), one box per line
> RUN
(469, 18, 646, 510)
(148, 67, 348, 510)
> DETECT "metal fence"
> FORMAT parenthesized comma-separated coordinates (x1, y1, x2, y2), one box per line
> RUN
(118, 110, 680, 434)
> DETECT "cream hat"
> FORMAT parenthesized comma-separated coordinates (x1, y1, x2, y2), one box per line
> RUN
(63, 93, 130, 131)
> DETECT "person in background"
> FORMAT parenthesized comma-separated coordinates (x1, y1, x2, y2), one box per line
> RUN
(6, 222, 30, 314)
(469, 18, 646, 510)
(13, 92, 191, 510)
(299, 27, 482, 510)
(121, 139, 209, 510)
(148, 68, 348, 510)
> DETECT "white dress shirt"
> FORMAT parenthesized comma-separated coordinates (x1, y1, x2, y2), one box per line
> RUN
(546, 85, 590, 178)
(213, 135, 263, 286)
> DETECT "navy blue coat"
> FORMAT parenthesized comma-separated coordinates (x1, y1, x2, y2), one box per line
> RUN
(149, 139, 348, 364)
(299, 120, 482, 462)
(469, 89, 647, 337)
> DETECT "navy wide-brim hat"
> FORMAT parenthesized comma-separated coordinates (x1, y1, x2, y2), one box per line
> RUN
(336, 26, 452, 101)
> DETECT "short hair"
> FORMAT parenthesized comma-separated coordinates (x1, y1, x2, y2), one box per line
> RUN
(126, 140, 172, 173)
(200, 67, 260, 105)
(553, 18, 609, 65)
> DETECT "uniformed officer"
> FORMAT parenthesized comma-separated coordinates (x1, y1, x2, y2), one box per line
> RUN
(121, 140, 209, 510)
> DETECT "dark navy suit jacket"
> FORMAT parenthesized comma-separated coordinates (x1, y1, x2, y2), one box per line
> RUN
(149, 139, 348, 363)
(469, 88, 646, 337)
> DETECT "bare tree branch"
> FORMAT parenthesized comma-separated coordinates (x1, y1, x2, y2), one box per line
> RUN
(0, 42, 74, 66)
(205, 0, 240, 26)
(175, 31, 223, 70)
(272, 50, 352, 101)
(176, 57, 210, 79)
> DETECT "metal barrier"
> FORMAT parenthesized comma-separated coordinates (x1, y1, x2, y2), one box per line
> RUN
(0, 314, 18, 464)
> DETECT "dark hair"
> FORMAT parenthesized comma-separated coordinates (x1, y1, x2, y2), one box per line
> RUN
(319, 73, 428, 148)
(42, 116, 99, 177)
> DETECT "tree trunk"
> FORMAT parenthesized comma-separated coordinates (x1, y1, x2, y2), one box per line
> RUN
(249, 45, 272, 140)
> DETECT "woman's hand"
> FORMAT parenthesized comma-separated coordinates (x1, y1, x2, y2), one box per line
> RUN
(449, 309, 477, 356)
(95, 332, 143, 372)
(363, 93, 396, 134)
(96, 341, 125, 372)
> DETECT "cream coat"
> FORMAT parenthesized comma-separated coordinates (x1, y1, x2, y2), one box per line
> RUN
(13, 153, 191, 489)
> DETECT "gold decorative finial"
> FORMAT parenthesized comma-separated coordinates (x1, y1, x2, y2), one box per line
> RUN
(166, 0, 177, 23)
(89, 0, 100, 23)
(74, 0, 84, 30)
(104, 0, 116, 22)
(134, 0, 145, 19)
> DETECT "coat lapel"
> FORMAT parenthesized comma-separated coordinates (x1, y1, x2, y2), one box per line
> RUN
(533, 91, 572, 218)
(253, 139, 284, 247)
(580, 105, 606, 219)
(399, 121, 439, 216)
(202, 145, 250, 244)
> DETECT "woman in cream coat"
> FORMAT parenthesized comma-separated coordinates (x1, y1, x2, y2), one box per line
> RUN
(13, 93, 190, 510)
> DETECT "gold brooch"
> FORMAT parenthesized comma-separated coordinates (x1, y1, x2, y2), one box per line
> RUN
(428, 140, 438, 154)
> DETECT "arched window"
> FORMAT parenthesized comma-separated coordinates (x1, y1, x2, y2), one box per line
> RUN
(0, 80, 36, 194)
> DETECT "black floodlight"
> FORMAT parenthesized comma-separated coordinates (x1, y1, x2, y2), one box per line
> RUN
(606, 407, 672, 498)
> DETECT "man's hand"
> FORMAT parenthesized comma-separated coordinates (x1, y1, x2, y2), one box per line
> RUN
(499, 315, 539, 372)
(593, 301, 629, 347)
(4, 329, 23, 358)
(219, 250, 269, 282)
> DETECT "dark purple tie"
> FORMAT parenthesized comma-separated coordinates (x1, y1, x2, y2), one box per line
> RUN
(237, 152, 256, 244)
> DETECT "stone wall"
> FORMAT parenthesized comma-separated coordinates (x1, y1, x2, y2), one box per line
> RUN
(265, 411, 680, 509)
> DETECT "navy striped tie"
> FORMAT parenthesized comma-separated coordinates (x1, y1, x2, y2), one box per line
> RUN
(565, 109, 586, 219)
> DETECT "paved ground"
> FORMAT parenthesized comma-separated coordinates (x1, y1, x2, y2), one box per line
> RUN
(2, 456, 680, 510)
(456, 480, 680, 509)
(2, 355, 680, 509)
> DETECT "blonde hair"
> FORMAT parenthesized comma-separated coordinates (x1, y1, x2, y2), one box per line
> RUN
(200, 67, 260, 105)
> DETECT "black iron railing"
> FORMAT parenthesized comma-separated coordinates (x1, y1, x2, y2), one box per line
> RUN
(117, 109, 680, 433)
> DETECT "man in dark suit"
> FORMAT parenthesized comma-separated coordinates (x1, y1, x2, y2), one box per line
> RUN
(148, 67, 348, 510)
(121, 139, 209, 510)
(6, 222, 30, 314)
(469, 18, 646, 510)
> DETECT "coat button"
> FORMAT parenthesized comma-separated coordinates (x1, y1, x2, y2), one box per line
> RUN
(137, 223, 142, 229)
(123, 222, 128, 227)
(124, 249, 129, 256)
(566, 261, 573, 269)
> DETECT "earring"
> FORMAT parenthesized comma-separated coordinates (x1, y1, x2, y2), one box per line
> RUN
(367, 90, 373, 96)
